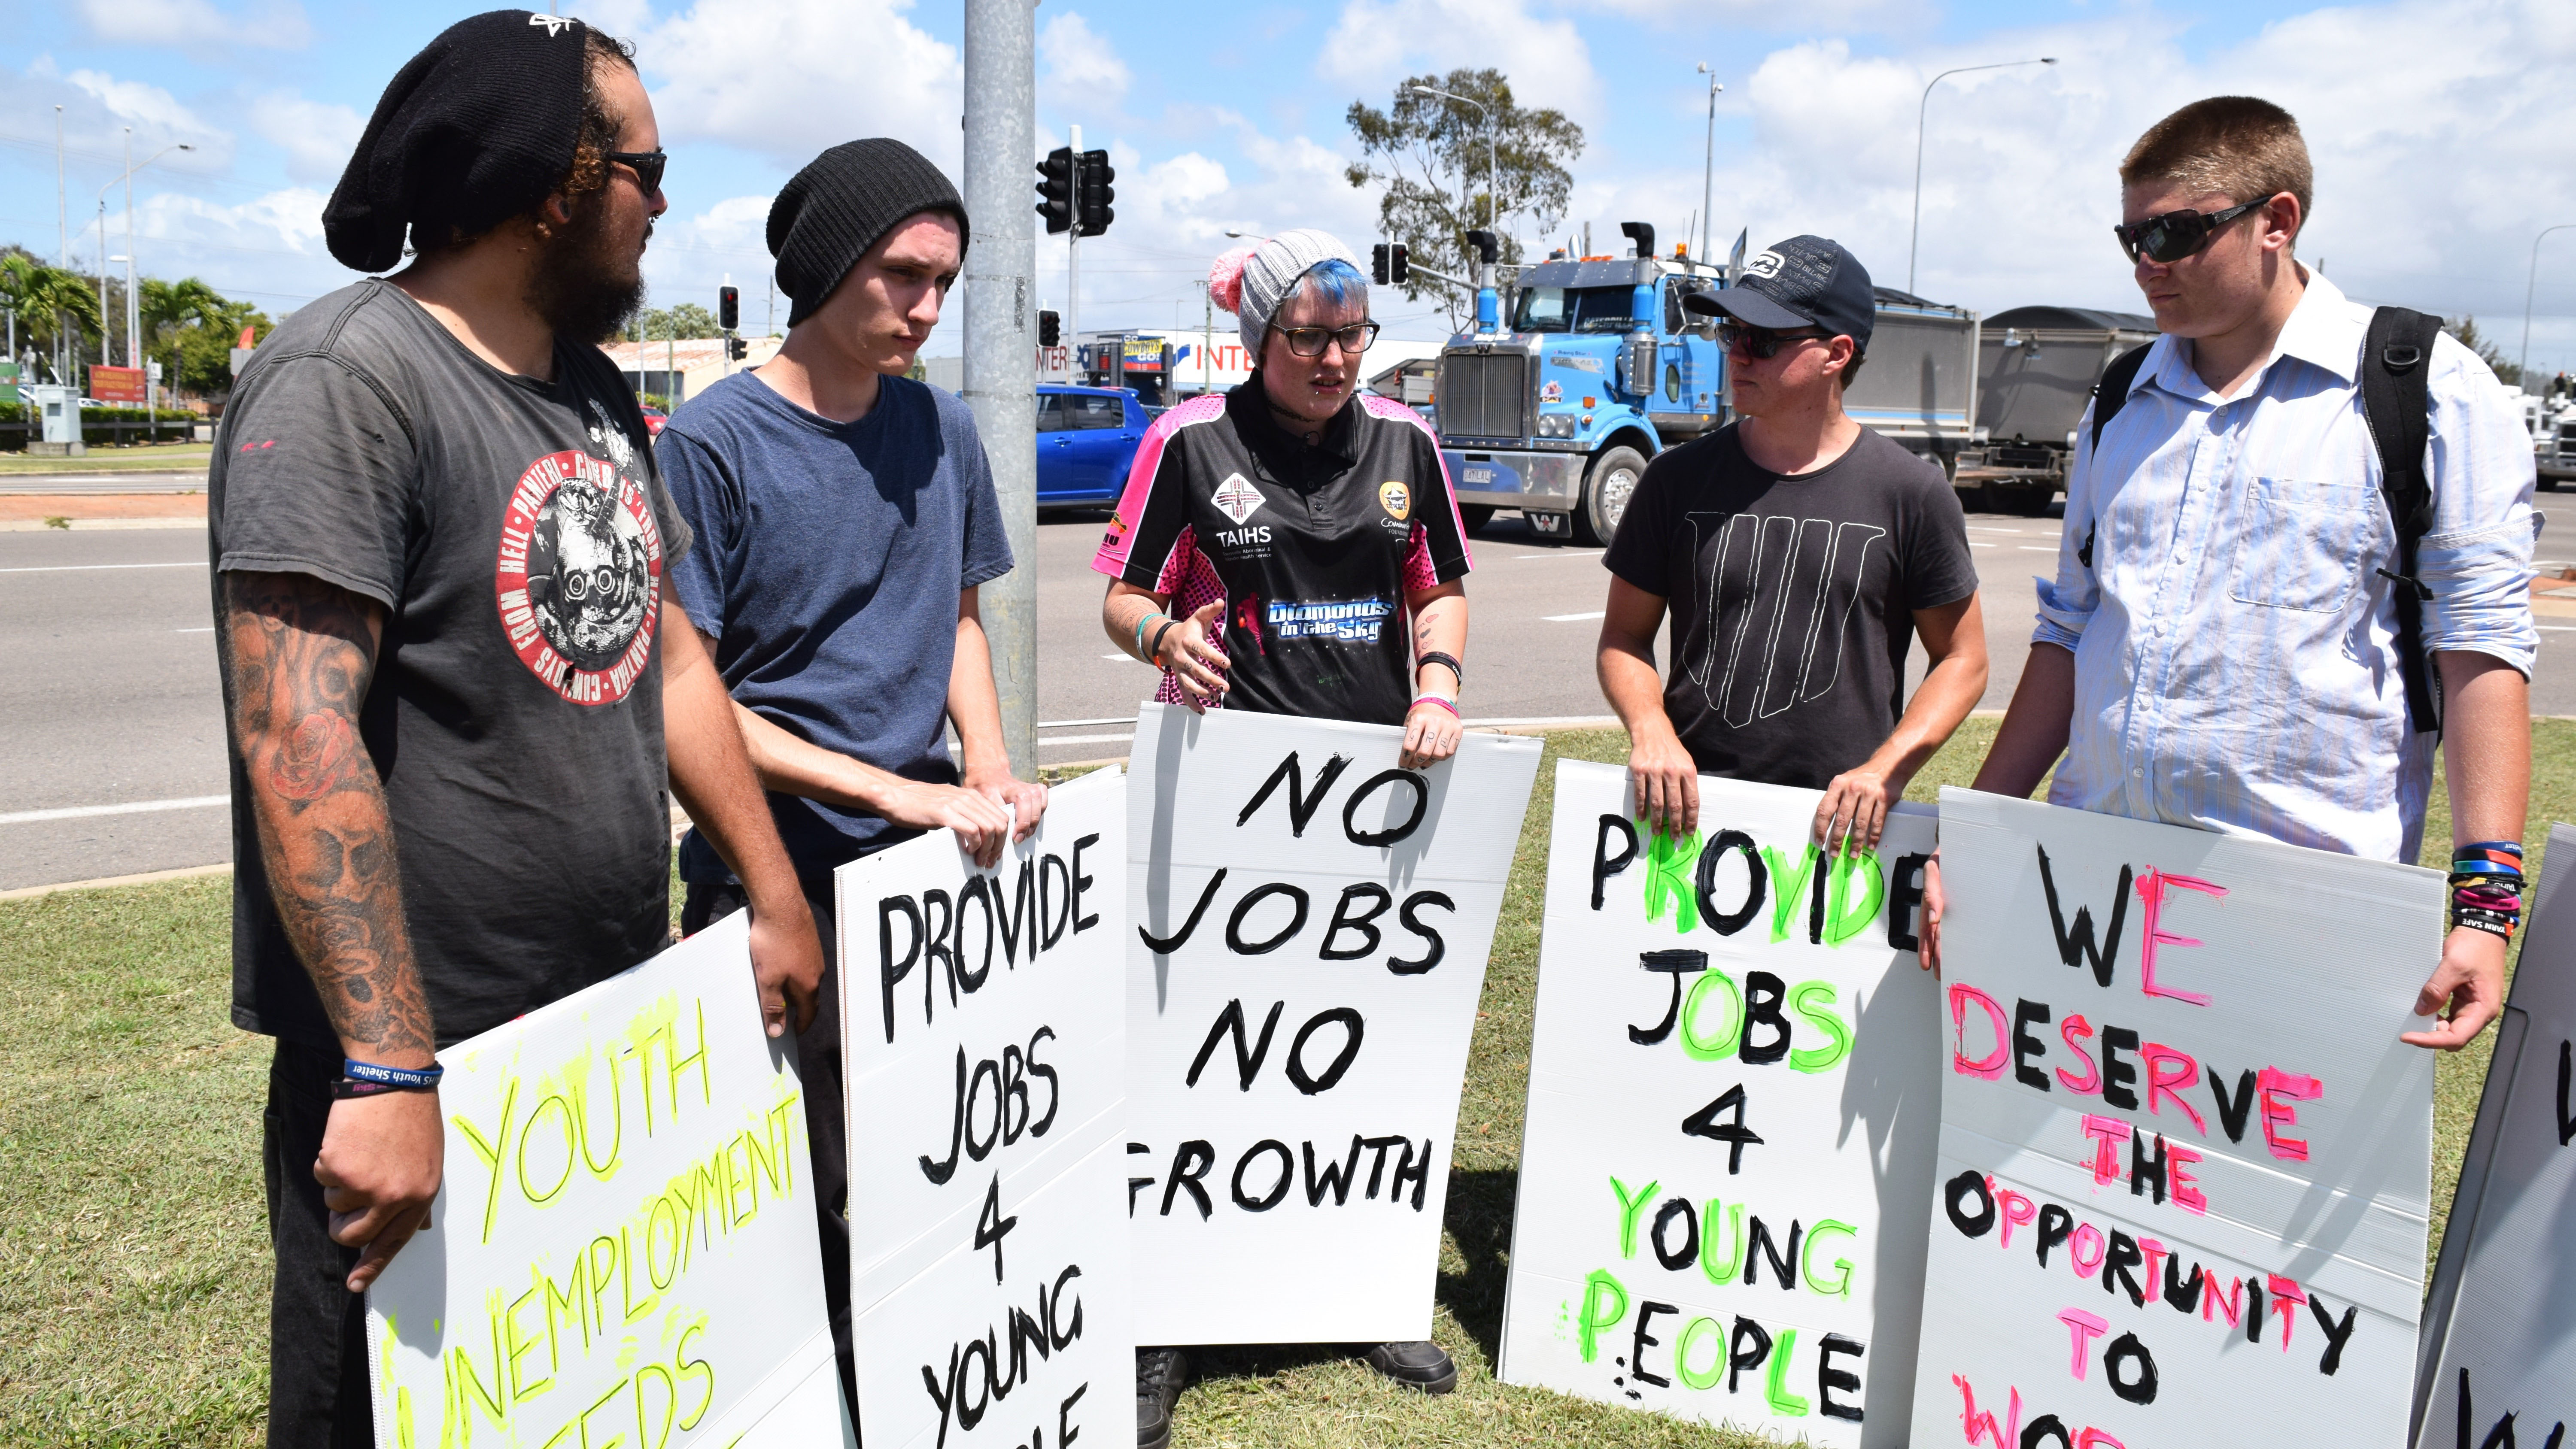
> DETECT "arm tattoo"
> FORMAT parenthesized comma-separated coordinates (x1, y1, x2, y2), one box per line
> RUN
(220, 571, 434, 1058)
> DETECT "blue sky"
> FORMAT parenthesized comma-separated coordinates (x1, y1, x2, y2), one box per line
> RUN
(7, 0, 2574, 371)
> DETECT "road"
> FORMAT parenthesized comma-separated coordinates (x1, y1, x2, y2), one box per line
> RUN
(5, 506, 2570, 891)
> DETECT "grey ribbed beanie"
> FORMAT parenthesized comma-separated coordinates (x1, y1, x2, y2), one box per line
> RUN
(1209, 228, 1365, 355)
(769, 139, 969, 326)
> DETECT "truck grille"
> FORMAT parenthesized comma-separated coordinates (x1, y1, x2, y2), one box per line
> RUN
(1990, 444, 2055, 470)
(1439, 352, 1528, 440)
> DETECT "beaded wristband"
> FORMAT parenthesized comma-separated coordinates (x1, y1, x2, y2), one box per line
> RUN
(1412, 694, 1461, 719)
(344, 1058, 443, 1089)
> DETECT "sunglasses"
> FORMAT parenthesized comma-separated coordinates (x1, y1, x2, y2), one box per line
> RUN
(2112, 199, 2267, 264)
(1276, 321, 1380, 358)
(605, 149, 667, 196)
(1715, 321, 1827, 360)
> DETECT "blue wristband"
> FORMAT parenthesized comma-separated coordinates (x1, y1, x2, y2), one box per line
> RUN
(344, 1058, 443, 1089)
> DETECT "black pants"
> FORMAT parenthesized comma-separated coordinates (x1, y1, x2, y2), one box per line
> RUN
(263, 1040, 376, 1449)
(683, 876, 859, 1431)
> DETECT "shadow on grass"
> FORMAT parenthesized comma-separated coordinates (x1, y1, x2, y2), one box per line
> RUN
(1439, 1167, 1520, 1365)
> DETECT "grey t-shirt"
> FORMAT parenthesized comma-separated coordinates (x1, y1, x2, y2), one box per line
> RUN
(211, 279, 691, 1052)
(658, 371, 1013, 879)
(1603, 423, 1978, 791)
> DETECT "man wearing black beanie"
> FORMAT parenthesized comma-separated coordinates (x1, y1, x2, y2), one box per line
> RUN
(210, 14, 826, 1445)
(657, 139, 1045, 1416)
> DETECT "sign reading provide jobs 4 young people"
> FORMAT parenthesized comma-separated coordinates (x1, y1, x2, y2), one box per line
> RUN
(1125, 703, 1541, 1345)
(1917, 789, 2441, 1449)
(836, 767, 1130, 1449)
(368, 912, 854, 1448)
(1499, 763, 1944, 1446)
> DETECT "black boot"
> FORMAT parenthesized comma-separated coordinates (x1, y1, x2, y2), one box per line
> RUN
(1360, 1340, 1458, 1394)
(1136, 1347, 1190, 1449)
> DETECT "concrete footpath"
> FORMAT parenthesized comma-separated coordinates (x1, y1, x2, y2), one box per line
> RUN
(0, 492, 207, 531)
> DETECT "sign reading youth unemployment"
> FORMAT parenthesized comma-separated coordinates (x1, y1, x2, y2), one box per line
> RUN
(835, 767, 1130, 1449)
(1915, 789, 2439, 1448)
(2413, 822, 2576, 1449)
(1126, 702, 1541, 1344)
(368, 912, 853, 1447)
(1498, 762, 1942, 1446)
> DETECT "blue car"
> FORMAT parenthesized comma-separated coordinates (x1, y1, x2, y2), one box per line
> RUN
(1037, 384, 1148, 509)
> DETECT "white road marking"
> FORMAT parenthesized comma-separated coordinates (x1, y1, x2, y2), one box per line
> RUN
(2540, 625, 2576, 633)
(1037, 733, 1135, 747)
(0, 560, 207, 574)
(1545, 610, 1606, 622)
(1965, 526, 2031, 534)
(2019, 546, 2059, 552)
(0, 794, 228, 826)
(1040, 716, 1136, 728)
(1969, 542, 1998, 549)
(1513, 553, 1604, 561)
(174, 626, 213, 633)
(1098, 652, 1140, 662)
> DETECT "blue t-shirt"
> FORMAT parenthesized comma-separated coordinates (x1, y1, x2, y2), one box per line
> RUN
(658, 371, 1015, 881)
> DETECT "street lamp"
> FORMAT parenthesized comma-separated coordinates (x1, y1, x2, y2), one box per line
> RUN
(2521, 223, 2576, 390)
(1908, 57, 2055, 295)
(1695, 65, 1724, 265)
(1409, 84, 1496, 234)
(96, 133, 194, 371)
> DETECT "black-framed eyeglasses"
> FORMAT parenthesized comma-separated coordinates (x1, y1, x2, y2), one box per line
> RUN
(1715, 321, 1827, 360)
(2112, 199, 2267, 264)
(605, 149, 667, 196)
(1276, 321, 1380, 358)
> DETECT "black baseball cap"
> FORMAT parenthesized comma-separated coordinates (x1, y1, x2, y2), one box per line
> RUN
(1684, 234, 1874, 354)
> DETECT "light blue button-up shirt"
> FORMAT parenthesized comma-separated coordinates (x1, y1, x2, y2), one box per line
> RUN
(2035, 269, 2538, 863)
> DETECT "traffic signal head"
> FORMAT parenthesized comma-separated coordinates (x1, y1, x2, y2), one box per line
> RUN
(1036, 147, 1075, 235)
(1389, 244, 1409, 285)
(718, 285, 739, 331)
(726, 336, 748, 361)
(1372, 243, 1390, 285)
(1038, 310, 1061, 348)
(1076, 149, 1114, 237)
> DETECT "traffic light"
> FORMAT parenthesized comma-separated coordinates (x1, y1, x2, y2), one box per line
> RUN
(717, 285, 739, 331)
(1036, 147, 1075, 235)
(1038, 310, 1061, 348)
(726, 336, 748, 361)
(1075, 149, 1114, 237)
(1372, 243, 1388, 285)
(1389, 243, 1408, 285)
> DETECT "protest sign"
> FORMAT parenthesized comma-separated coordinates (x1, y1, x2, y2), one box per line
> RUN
(1915, 788, 2439, 1448)
(1497, 761, 1942, 1446)
(368, 911, 852, 1448)
(2413, 822, 2576, 1449)
(835, 767, 1130, 1449)
(1125, 702, 1541, 1345)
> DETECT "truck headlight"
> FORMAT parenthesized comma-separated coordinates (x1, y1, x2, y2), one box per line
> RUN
(1536, 413, 1575, 439)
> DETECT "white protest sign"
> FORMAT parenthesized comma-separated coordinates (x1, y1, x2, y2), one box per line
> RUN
(2413, 821, 2576, 1448)
(1126, 701, 1541, 1345)
(1915, 788, 2439, 1448)
(368, 911, 852, 1448)
(1498, 761, 1942, 1446)
(834, 767, 1130, 1449)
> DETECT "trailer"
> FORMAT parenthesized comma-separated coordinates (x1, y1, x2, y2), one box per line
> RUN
(1955, 305, 2159, 515)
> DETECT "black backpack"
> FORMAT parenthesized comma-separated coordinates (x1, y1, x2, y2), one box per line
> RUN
(2084, 306, 2445, 734)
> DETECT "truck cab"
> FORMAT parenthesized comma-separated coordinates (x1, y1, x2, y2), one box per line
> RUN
(1437, 246, 1725, 545)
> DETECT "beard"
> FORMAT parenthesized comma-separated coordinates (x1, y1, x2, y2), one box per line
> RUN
(527, 188, 648, 347)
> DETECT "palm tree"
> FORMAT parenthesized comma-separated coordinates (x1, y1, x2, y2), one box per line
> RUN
(139, 276, 227, 394)
(0, 255, 104, 384)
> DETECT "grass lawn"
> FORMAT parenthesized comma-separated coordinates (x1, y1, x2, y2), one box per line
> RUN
(3, 718, 2566, 1447)
(0, 443, 211, 475)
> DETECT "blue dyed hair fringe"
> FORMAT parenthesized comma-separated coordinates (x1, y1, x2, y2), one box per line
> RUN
(1297, 258, 1366, 307)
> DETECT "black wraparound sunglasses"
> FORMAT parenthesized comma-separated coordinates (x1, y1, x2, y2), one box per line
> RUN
(2112, 199, 2267, 264)
(1715, 321, 1828, 359)
(605, 149, 667, 195)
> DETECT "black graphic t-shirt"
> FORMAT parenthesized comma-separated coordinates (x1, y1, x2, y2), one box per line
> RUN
(1091, 374, 1472, 726)
(211, 279, 693, 1052)
(1603, 423, 1977, 790)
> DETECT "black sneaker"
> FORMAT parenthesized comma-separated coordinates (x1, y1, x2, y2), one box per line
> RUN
(1136, 1347, 1189, 1449)
(1360, 1340, 1458, 1394)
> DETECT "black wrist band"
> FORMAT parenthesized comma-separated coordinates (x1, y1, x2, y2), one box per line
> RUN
(1418, 651, 1464, 685)
(331, 1077, 434, 1100)
(1149, 618, 1181, 664)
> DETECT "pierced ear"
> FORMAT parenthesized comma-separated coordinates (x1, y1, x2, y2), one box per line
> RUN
(544, 192, 577, 227)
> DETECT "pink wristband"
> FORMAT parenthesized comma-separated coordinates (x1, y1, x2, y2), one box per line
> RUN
(1412, 694, 1460, 718)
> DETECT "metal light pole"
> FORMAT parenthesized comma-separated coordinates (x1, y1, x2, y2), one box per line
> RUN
(963, 0, 1039, 778)
(1695, 65, 1723, 265)
(54, 105, 65, 384)
(1410, 84, 1496, 233)
(1066, 124, 1081, 349)
(2521, 224, 2576, 389)
(1909, 56, 2055, 295)
(95, 136, 193, 378)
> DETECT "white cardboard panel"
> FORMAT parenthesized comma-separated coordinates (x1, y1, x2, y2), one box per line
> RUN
(835, 768, 1131, 1449)
(368, 911, 854, 1448)
(1125, 702, 1542, 1345)
(1913, 789, 2439, 1449)
(1498, 761, 1944, 1448)
(2413, 821, 2576, 1447)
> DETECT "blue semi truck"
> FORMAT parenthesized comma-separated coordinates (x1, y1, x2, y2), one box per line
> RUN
(1433, 222, 1982, 544)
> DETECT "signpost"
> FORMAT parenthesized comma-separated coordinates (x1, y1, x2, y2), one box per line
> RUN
(834, 768, 1132, 1449)
(1124, 703, 1540, 1344)
(1913, 789, 2439, 1448)
(368, 913, 854, 1447)
(1498, 764, 1943, 1445)
(88, 364, 145, 403)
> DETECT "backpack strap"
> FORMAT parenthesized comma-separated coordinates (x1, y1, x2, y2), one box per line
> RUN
(2076, 342, 2157, 570)
(2358, 305, 2445, 735)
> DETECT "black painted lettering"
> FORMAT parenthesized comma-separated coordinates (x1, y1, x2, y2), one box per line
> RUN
(1740, 971, 1791, 1065)
(2035, 1203, 2074, 1268)
(922, 888, 957, 1014)
(1239, 751, 1352, 836)
(1727, 1316, 1773, 1393)
(1160, 1141, 1215, 1219)
(1303, 1136, 1366, 1206)
(2130, 1131, 2168, 1205)
(1319, 884, 1391, 961)
(1593, 814, 1640, 911)
(1697, 829, 1767, 937)
(1051, 1265, 1084, 1348)
(955, 876, 996, 992)
(2104, 1332, 2158, 1404)
(2020, 1416, 2075, 1449)
(1226, 882, 1311, 955)
(1139, 869, 1228, 955)
(1651, 1198, 1699, 1271)
(1817, 1333, 1865, 1422)
(975, 1173, 1018, 1283)
(1126, 1143, 1153, 1216)
(1025, 1027, 1061, 1136)
(966, 1057, 1003, 1162)
(1002, 1044, 1029, 1145)
(1944, 1169, 1997, 1237)
(2102, 1230, 2146, 1307)
(1631, 1300, 1677, 1388)
(1041, 853, 1072, 949)
(1231, 1139, 1294, 1212)
(921, 1048, 966, 1185)
(2100, 1025, 2141, 1110)
(1630, 949, 1709, 1046)
(1185, 999, 1284, 1091)
(1887, 852, 1929, 952)
(1058, 1380, 1087, 1449)
(1360, 1135, 1408, 1198)
(998, 858, 1038, 966)
(1285, 1008, 1365, 1094)
(1681, 1082, 1763, 1174)
(2162, 1253, 2205, 1314)
(2209, 1066, 2259, 1143)
(881, 894, 924, 1043)
(1388, 891, 1453, 975)
(1342, 768, 1430, 847)
(1390, 1137, 1433, 1210)
(1071, 833, 1101, 933)
(2035, 845, 2132, 988)
(1747, 1216, 1802, 1290)
(2310, 1295, 2358, 1376)
(2013, 999, 2053, 1091)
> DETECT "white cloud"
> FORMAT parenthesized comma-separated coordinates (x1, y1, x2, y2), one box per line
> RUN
(1040, 12, 1130, 101)
(1316, 0, 1600, 128)
(1582, 0, 1916, 30)
(246, 94, 363, 185)
(75, 0, 312, 50)
(638, 0, 963, 174)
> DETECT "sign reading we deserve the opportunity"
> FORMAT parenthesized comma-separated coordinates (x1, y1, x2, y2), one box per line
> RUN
(1498, 763, 1944, 1446)
(835, 767, 1130, 1449)
(1126, 702, 1541, 1346)
(368, 911, 852, 1448)
(1916, 789, 2439, 1448)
